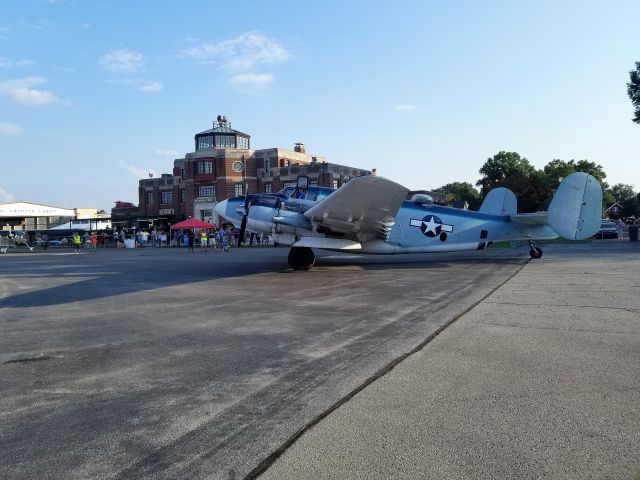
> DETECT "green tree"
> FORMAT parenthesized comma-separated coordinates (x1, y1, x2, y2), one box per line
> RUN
(628, 61, 640, 125)
(433, 182, 483, 210)
(543, 158, 612, 205)
(610, 183, 640, 217)
(573, 159, 608, 186)
(477, 151, 548, 212)
(611, 183, 636, 202)
(476, 151, 536, 196)
(543, 159, 577, 191)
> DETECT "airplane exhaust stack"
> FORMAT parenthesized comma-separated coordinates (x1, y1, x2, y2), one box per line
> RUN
(548, 172, 602, 240)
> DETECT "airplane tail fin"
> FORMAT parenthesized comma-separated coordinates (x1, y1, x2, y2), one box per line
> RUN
(547, 172, 602, 240)
(479, 187, 517, 216)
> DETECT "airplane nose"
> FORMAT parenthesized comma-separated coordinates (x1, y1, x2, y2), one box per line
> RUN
(215, 199, 228, 218)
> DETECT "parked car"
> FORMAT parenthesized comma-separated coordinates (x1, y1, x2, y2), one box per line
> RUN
(594, 220, 619, 239)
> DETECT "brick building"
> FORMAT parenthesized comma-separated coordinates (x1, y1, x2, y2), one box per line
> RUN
(136, 115, 371, 227)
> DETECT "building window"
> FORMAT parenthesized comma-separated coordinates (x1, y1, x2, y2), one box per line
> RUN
(237, 136, 249, 149)
(310, 179, 318, 186)
(283, 181, 296, 188)
(332, 180, 339, 189)
(181, 190, 186, 203)
(160, 191, 172, 204)
(264, 158, 270, 170)
(234, 183, 243, 196)
(232, 161, 244, 173)
(215, 135, 236, 149)
(146, 192, 153, 205)
(197, 185, 215, 198)
(181, 169, 185, 179)
(197, 135, 214, 150)
(264, 183, 272, 194)
(196, 161, 213, 175)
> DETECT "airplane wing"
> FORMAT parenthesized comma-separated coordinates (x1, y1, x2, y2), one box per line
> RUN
(510, 212, 548, 225)
(303, 176, 409, 243)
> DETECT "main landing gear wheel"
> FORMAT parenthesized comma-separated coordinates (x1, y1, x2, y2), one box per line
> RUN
(288, 247, 315, 270)
(528, 240, 543, 259)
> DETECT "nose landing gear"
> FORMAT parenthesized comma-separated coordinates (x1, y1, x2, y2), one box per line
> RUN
(528, 240, 543, 259)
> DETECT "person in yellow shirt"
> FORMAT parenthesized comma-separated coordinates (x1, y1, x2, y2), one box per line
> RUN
(72, 232, 81, 254)
(200, 231, 208, 252)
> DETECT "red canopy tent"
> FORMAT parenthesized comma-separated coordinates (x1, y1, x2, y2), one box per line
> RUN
(170, 218, 215, 230)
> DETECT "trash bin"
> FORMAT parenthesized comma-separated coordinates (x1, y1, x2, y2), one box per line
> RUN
(629, 225, 639, 242)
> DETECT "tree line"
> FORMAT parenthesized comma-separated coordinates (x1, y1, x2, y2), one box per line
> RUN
(434, 151, 640, 217)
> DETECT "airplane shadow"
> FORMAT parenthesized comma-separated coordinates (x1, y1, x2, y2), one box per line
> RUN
(0, 249, 290, 309)
(313, 250, 527, 271)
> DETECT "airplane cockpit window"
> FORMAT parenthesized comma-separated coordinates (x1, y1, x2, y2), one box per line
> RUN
(315, 190, 330, 201)
(279, 187, 296, 197)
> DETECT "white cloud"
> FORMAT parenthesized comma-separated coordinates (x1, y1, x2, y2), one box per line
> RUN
(0, 186, 15, 202)
(0, 77, 70, 106)
(0, 57, 34, 68)
(0, 121, 22, 135)
(155, 150, 180, 157)
(229, 73, 274, 92)
(394, 104, 418, 111)
(18, 20, 55, 32)
(182, 32, 289, 73)
(139, 81, 163, 93)
(118, 160, 157, 179)
(106, 78, 163, 93)
(100, 48, 144, 73)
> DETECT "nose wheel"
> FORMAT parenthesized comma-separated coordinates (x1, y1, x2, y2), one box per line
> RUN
(528, 240, 543, 259)
(288, 247, 315, 270)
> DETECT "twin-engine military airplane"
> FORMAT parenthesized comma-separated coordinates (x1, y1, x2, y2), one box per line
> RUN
(215, 172, 602, 270)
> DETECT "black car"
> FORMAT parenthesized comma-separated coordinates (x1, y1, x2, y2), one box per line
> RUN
(594, 221, 619, 239)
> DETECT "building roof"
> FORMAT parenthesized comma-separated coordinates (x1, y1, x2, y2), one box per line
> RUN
(0, 201, 76, 217)
(195, 124, 250, 137)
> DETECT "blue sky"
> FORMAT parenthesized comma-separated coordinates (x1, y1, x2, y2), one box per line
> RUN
(1, 0, 639, 210)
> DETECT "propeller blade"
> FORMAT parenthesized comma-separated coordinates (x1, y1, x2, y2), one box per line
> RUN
(237, 196, 250, 247)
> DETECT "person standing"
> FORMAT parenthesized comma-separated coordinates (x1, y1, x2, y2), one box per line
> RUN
(187, 230, 194, 253)
(72, 232, 81, 254)
(200, 230, 208, 252)
(89, 232, 97, 254)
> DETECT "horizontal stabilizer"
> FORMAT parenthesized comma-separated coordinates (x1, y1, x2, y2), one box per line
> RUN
(511, 212, 548, 225)
(479, 187, 517, 216)
(548, 172, 602, 240)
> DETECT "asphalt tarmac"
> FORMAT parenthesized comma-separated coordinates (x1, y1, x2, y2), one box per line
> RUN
(260, 241, 640, 480)
(1, 245, 526, 479)
(1, 242, 637, 479)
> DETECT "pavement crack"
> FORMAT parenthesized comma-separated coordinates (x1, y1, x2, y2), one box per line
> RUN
(475, 321, 640, 335)
(483, 301, 640, 314)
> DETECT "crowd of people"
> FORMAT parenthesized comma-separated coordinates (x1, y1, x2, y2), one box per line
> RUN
(22, 225, 274, 252)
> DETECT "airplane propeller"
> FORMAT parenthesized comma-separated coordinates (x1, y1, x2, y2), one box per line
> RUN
(237, 190, 250, 247)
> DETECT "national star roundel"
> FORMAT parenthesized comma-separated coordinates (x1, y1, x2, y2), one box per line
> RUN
(420, 215, 444, 237)
(409, 214, 454, 237)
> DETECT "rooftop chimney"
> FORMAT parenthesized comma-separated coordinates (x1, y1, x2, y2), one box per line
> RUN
(294, 142, 305, 153)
